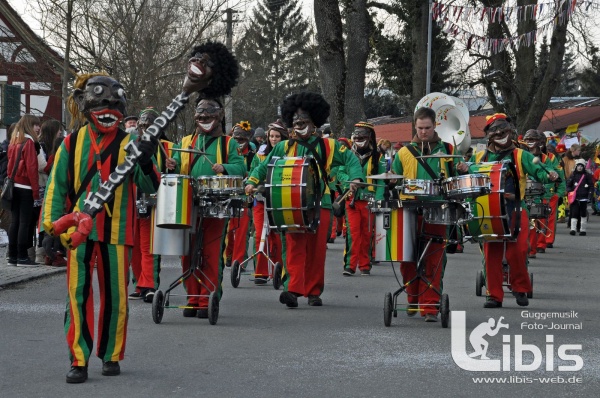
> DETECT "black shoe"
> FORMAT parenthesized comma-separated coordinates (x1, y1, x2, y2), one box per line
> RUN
(484, 299, 502, 308)
(514, 292, 529, 307)
(66, 366, 88, 383)
(360, 269, 370, 276)
(547, 243, 553, 248)
(279, 291, 298, 308)
(183, 308, 198, 317)
(7, 257, 17, 266)
(327, 237, 335, 243)
(308, 296, 322, 306)
(336, 231, 342, 237)
(342, 268, 355, 276)
(570, 230, 576, 235)
(579, 231, 587, 236)
(225, 259, 231, 268)
(197, 309, 209, 319)
(536, 248, 545, 253)
(16, 257, 39, 267)
(254, 277, 268, 285)
(143, 289, 156, 303)
(128, 291, 143, 300)
(424, 314, 438, 322)
(102, 361, 120, 376)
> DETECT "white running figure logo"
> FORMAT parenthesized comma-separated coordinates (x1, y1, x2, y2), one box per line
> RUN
(468, 316, 509, 359)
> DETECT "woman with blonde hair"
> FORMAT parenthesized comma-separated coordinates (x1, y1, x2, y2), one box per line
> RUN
(6, 114, 41, 266)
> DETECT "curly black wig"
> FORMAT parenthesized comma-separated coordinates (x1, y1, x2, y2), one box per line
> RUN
(190, 41, 239, 99)
(280, 92, 330, 128)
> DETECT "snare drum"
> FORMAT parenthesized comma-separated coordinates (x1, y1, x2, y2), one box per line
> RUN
(525, 179, 544, 197)
(528, 202, 551, 219)
(155, 174, 195, 229)
(423, 202, 468, 225)
(442, 174, 490, 200)
(196, 175, 244, 197)
(265, 156, 320, 233)
(150, 207, 190, 256)
(401, 179, 440, 197)
(373, 207, 417, 262)
(462, 162, 516, 242)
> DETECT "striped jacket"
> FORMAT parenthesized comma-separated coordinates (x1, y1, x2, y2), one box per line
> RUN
(42, 125, 160, 246)
(174, 134, 245, 177)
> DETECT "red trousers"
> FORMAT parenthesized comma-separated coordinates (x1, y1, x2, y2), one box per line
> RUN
(400, 218, 446, 316)
(484, 209, 531, 302)
(182, 218, 226, 307)
(528, 219, 547, 254)
(131, 216, 160, 290)
(253, 201, 282, 278)
(224, 208, 251, 264)
(343, 200, 373, 272)
(545, 195, 559, 245)
(285, 209, 331, 297)
(330, 215, 345, 239)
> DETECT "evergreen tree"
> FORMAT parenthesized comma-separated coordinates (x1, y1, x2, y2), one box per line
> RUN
(578, 46, 600, 96)
(371, 1, 455, 98)
(554, 48, 579, 97)
(233, 0, 320, 127)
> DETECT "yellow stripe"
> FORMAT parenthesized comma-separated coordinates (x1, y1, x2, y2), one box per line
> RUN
(112, 246, 127, 358)
(281, 160, 295, 225)
(216, 138, 223, 170)
(68, 248, 85, 363)
(476, 193, 493, 236)
(181, 178, 189, 224)
(390, 210, 398, 259)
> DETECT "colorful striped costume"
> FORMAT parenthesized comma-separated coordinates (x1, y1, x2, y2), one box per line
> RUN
(173, 134, 245, 307)
(247, 136, 364, 299)
(42, 125, 160, 366)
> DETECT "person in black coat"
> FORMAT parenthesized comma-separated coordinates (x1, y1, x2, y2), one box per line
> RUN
(567, 159, 594, 236)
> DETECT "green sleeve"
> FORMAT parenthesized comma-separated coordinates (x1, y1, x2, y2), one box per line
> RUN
(223, 139, 246, 176)
(248, 143, 284, 185)
(331, 141, 364, 182)
(521, 150, 549, 183)
(42, 142, 69, 224)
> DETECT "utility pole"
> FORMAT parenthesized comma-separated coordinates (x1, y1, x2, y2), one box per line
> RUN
(223, 8, 239, 133)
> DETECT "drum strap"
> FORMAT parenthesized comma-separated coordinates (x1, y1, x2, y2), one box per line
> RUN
(189, 136, 218, 171)
(405, 144, 440, 180)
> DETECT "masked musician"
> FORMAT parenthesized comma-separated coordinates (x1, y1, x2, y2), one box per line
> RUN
(129, 107, 176, 302)
(521, 129, 565, 257)
(244, 92, 365, 307)
(337, 122, 385, 276)
(457, 114, 559, 308)
(250, 120, 287, 284)
(224, 122, 255, 271)
(391, 107, 455, 322)
(42, 73, 161, 383)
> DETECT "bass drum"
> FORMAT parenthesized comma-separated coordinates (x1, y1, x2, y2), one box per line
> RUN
(265, 156, 320, 233)
(462, 162, 516, 242)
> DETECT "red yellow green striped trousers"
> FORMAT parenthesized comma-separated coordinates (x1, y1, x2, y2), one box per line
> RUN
(65, 240, 130, 366)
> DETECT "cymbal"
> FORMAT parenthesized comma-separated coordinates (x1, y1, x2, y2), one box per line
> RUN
(171, 147, 206, 155)
(416, 153, 464, 159)
(369, 172, 404, 180)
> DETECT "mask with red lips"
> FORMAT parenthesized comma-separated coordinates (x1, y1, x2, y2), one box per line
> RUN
(73, 75, 127, 135)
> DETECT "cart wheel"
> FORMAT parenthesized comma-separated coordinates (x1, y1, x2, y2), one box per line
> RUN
(440, 293, 450, 328)
(208, 292, 219, 325)
(383, 292, 393, 327)
(527, 273, 533, 299)
(230, 260, 241, 288)
(476, 270, 483, 297)
(152, 290, 164, 324)
(272, 262, 282, 290)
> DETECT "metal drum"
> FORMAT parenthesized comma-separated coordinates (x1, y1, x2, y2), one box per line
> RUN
(463, 162, 516, 242)
(442, 174, 490, 200)
(528, 202, 551, 219)
(155, 174, 196, 229)
(525, 179, 544, 197)
(150, 207, 190, 256)
(401, 179, 440, 197)
(373, 207, 417, 262)
(197, 197, 244, 219)
(196, 175, 244, 197)
(265, 156, 320, 233)
(423, 202, 468, 225)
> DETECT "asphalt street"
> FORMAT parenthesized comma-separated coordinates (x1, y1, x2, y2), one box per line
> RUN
(1, 218, 599, 397)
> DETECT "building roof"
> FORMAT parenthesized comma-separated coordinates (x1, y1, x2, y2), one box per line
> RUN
(373, 102, 600, 144)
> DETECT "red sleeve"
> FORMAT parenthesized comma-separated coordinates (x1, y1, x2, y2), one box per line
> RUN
(44, 155, 55, 174)
(24, 140, 40, 200)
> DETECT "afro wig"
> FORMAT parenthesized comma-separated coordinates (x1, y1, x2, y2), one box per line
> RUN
(189, 41, 239, 99)
(280, 92, 330, 128)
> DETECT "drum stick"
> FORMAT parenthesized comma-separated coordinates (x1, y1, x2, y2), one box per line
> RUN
(202, 155, 215, 166)
(532, 157, 561, 182)
(252, 185, 266, 194)
(332, 189, 352, 211)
